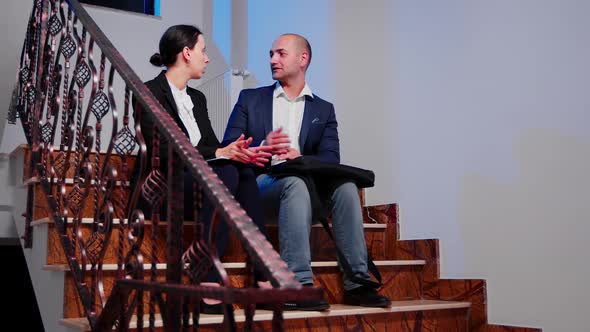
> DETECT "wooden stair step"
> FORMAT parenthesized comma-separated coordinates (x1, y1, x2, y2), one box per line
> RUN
(53, 260, 426, 318)
(27, 176, 366, 220)
(19, 147, 137, 181)
(31, 217, 386, 228)
(44, 259, 426, 272)
(37, 217, 391, 265)
(59, 300, 471, 331)
(28, 180, 130, 220)
(23, 176, 130, 186)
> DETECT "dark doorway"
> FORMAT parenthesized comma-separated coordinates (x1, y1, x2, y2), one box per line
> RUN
(0, 245, 44, 331)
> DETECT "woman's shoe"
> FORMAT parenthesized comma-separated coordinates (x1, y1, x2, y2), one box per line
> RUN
(200, 301, 224, 314)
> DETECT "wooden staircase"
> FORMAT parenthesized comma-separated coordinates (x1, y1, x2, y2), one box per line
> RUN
(8, 0, 543, 330)
(11, 146, 541, 331)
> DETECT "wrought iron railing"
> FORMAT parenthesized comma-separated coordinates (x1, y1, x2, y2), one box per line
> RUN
(11, 0, 322, 330)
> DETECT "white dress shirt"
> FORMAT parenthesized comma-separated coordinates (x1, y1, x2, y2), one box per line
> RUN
(167, 80, 201, 146)
(272, 82, 313, 162)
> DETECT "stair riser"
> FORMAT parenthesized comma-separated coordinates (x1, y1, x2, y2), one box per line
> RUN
(32, 183, 130, 221)
(223, 309, 469, 332)
(32, 181, 367, 221)
(45, 223, 390, 265)
(62, 266, 423, 318)
(20, 148, 137, 182)
(75, 308, 469, 332)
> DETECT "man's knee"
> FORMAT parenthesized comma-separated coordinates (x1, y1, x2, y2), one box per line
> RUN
(333, 182, 360, 204)
(281, 177, 310, 201)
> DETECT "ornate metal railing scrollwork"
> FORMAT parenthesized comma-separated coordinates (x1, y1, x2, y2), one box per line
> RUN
(12, 0, 324, 330)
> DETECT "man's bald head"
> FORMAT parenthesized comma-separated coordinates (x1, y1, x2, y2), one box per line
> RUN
(280, 33, 312, 71)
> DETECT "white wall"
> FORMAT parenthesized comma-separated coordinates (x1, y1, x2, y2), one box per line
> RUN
(84, 0, 231, 83)
(246, 0, 397, 205)
(0, 1, 35, 238)
(0, 0, 227, 155)
(0, 1, 33, 154)
(391, 1, 590, 331)
(246, 1, 590, 331)
(2, 1, 589, 330)
(0, 0, 215, 239)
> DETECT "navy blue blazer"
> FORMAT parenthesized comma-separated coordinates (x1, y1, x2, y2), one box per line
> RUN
(222, 84, 340, 164)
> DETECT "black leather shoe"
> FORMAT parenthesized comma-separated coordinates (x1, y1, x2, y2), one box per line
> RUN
(257, 298, 330, 311)
(200, 301, 224, 314)
(343, 286, 391, 308)
(283, 299, 330, 311)
(257, 283, 331, 311)
(284, 283, 330, 311)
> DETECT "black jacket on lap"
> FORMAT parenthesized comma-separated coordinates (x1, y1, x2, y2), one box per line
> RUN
(269, 156, 375, 224)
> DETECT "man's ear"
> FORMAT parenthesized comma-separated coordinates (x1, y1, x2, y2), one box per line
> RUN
(300, 51, 309, 68)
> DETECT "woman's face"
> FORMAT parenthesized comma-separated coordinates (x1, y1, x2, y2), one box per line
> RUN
(187, 34, 209, 79)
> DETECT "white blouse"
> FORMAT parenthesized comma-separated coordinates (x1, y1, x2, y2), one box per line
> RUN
(167, 80, 202, 147)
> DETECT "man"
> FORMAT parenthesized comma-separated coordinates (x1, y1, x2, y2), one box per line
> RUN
(223, 34, 391, 310)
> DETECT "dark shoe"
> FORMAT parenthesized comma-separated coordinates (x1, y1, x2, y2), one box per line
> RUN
(257, 298, 330, 311)
(283, 283, 330, 311)
(283, 299, 330, 311)
(343, 286, 391, 308)
(257, 283, 330, 311)
(200, 301, 224, 314)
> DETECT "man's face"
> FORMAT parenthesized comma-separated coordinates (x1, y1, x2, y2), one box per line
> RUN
(270, 35, 304, 82)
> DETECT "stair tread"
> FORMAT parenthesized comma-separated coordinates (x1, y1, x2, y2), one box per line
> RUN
(22, 176, 129, 187)
(59, 300, 471, 330)
(32, 217, 387, 228)
(44, 259, 426, 271)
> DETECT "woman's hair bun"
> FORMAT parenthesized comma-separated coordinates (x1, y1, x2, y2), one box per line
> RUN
(149, 53, 163, 67)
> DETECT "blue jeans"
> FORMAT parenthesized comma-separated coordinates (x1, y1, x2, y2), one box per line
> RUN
(257, 175, 371, 290)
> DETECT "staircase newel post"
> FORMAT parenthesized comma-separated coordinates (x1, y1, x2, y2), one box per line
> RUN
(165, 146, 184, 331)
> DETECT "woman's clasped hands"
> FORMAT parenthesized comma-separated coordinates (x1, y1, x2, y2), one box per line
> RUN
(215, 134, 273, 167)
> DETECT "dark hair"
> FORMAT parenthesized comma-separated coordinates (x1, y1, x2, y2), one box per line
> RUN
(150, 25, 202, 67)
(301, 37, 312, 69)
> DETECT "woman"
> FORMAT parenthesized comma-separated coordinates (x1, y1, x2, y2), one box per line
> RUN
(134, 25, 271, 314)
